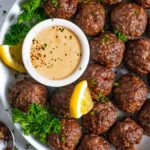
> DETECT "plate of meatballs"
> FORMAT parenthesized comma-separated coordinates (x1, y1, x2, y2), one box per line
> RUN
(0, 0, 150, 150)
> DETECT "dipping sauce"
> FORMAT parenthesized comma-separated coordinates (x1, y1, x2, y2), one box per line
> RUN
(30, 26, 82, 80)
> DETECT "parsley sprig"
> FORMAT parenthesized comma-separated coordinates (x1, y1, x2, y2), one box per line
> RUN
(12, 104, 61, 143)
(96, 93, 108, 102)
(114, 30, 127, 42)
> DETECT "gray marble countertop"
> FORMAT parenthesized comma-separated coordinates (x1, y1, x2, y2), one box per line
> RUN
(0, 0, 35, 149)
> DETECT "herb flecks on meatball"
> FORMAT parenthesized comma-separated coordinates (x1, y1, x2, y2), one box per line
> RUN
(75, 0, 105, 36)
(138, 100, 150, 136)
(111, 2, 147, 40)
(80, 64, 115, 99)
(44, 0, 78, 19)
(109, 117, 143, 150)
(78, 133, 110, 150)
(8, 78, 48, 112)
(114, 73, 147, 113)
(48, 119, 82, 150)
(82, 101, 118, 134)
(90, 32, 125, 68)
(124, 38, 150, 76)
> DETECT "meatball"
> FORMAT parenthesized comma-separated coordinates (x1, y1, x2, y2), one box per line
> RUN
(9, 78, 48, 112)
(135, 0, 150, 9)
(77, 133, 110, 150)
(111, 2, 147, 40)
(138, 100, 150, 136)
(82, 101, 118, 134)
(124, 38, 150, 76)
(50, 85, 74, 118)
(90, 32, 125, 68)
(75, 1, 105, 36)
(109, 117, 143, 150)
(147, 17, 150, 38)
(48, 119, 82, 150)
(114, 73, 147, 113)
(80, 64, 115, 99)
(44, 0, 78, 19)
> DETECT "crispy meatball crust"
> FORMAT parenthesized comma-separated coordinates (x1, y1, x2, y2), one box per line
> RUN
(90, 32, 125, 68)
(82, 101, 118, 134)
(109, 117, 143, 149)
(77, 133, 110, 150)
(124, 38, 150, 76)
(138, 100, 150, 136)
(75, 0, 105, 36)
(9, 78, 48, 112)
(80, 64, 115, 99)
(111, 2, 147, 40)
(135, 0, 150, 8)
(48, 119, 82, 150)
(50, 85, 74, 118)
(114, 73, 147, 113)
(44, 0, 78, 19)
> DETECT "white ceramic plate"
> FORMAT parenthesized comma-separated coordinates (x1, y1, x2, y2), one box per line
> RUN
(0, 0, 150, 150)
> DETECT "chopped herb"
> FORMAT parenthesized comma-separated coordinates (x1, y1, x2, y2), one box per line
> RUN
(114, 30, 127, 42)
(51, 0, 59, 7)
(59, 28, 64, 32)
(134, 10, 140, 15)
(14, 146, 18, 150)
(101, 34, 110, 44)
(79, 67, 82, 71)
(43, 43, 47, 48)
(113, 82, 120, 87)
(97, 0, 103, 3)
(61, 135, 66, 143)
(69, 36, 72, 39)
(96, 93, 108, 103)
(25, 144, 30, 149)
(2, 10, 7, 15)
(12, 104, 61, 143)
(91, 79, 97, 86)
(90, 111, 95, 115)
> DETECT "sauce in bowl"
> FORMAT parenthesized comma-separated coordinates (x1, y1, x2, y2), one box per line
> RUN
(30, 26, 81, 80)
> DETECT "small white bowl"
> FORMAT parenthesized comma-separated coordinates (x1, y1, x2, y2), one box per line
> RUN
(22, 19, 90, 87)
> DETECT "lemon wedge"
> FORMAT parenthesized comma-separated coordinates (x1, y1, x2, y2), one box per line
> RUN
(0, 44, 26, 73)
(70, 80, 94, 119)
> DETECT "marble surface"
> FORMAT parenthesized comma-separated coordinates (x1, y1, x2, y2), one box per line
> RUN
(0, 0, 35, 149)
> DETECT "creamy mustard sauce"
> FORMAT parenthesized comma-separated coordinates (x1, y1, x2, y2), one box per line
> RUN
(30, 26, 81, 80)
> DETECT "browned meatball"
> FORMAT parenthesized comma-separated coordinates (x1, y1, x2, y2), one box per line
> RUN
(109, 117, 143, 150)
(138, 100, 150, 136)
(48, 119, 82, 150)
(114, 73, 147, 113)
(80, 64, 115, 99)
(82, 101, 118, 134)
(111, 2, 147, 40)
(147, 17, 150, 38)
(77, 133, 110, 150)
(135, 0, 150, 8)
(90, 32, 125, 68)
(44, 0, 78, 19)
(50, 85, 74, 118)
(8, 78, 48, 112)
(75, 0, 105, 36)
(124, 38, 150, 76)
(101, 0, 123, 5)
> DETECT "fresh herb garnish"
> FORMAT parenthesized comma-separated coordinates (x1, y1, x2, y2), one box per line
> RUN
(61, 135, 66, 143)
(96, 93, 108, 102)
(91, 79, 97, 86)
(113, 82, 120, 87)
(114, 30, 127, 42)
(97, 0, 103, 3)
(12, 104, 61, 143)
(14, 146, 18, 150)
(4, 0, 47, 45)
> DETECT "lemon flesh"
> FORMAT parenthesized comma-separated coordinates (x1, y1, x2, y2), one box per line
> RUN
(0, 44, 26, 73)
(70, 80, 94, 119)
